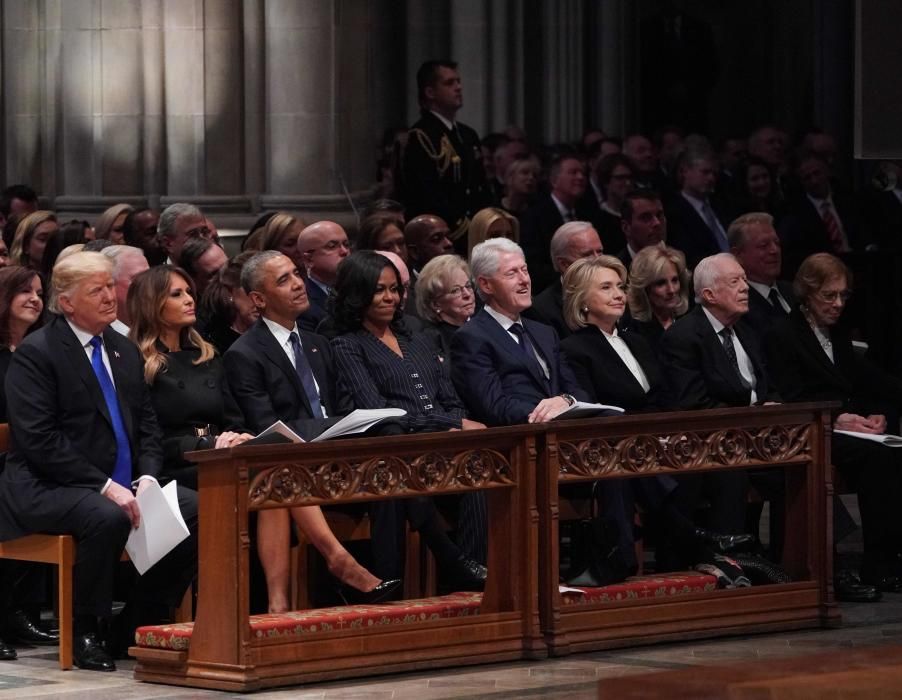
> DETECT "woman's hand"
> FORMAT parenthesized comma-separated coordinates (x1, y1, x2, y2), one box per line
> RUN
(461, 418, 487, 430)
(214, 431, 255, 449)
(835, 413, 883, 435)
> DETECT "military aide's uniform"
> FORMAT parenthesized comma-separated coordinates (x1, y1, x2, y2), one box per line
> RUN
(400, 110, 492, 251)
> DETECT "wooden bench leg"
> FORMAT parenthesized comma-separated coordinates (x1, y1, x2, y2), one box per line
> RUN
(58, 538, 74, 670)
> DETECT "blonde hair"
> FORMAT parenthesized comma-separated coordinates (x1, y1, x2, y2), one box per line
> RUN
(11, 211, 57, 267)
(49, 251, 113, 314)
(562, 255, 627, 331)
(259, 212, 304, 253)
(94, 203, 135, 242)
(627, 245, 690, 322)
(127, 265, 215, 383)
(467, 207, 520, 257)
(414, 254, 471, 322)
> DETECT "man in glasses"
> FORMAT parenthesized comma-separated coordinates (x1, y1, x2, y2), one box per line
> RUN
(525, 221, 604, 339)
(158, 203, 215, 266)
(295, 220, 350, 331)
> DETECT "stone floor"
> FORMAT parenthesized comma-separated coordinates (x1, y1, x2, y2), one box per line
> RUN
(0, 592, 896, 699)
(0, 497, 881, 698)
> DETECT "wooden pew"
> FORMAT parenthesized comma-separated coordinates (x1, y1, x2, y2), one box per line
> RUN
(131, 425, 544, 692)
(537, 402, 840, 656)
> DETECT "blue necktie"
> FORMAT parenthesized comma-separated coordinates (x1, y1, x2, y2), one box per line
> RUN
(89, 336, 132, 488)
(288, 332, 324, 419)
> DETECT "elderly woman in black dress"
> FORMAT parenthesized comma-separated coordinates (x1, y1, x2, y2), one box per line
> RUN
(331, 251, 489, 583)
(765, 253, 902, 591)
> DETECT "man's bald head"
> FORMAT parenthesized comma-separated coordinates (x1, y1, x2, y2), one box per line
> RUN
(296, 220, 350, 286)
(404, 215, 453, 269)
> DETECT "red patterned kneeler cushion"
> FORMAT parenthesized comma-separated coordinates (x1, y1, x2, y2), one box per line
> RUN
(135, 591, 482, 651)
(561, 572, 718, 606)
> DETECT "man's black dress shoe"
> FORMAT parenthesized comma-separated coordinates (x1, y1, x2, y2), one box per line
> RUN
(73, 632, 116, 672)
(447, 556, 488, 591)
(5, 609, 59, 646)
(0, 640, 17, 661)
(693, 528, 756, 554)
(336, 578, 402, 605)
(835, 569, 881, 602)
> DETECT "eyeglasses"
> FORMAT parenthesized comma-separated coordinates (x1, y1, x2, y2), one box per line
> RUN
(443, 281, 474, 298)
(817, 290, 852, 303)
(185, 225, 212, 239)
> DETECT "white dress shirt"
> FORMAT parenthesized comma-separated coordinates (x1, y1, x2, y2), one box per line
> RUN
(261, 316, 327, 415)
(748, 280, 791, 313)
(601, 327, 650, 392)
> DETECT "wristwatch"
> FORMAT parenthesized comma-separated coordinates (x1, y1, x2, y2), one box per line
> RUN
(561, 393, 576, 406)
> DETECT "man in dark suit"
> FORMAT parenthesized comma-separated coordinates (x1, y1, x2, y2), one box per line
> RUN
(224, 251, 349, 439)
(524, 222, 604, 339)
(728, 212, 794, 336)
(666, 147, 734, 269)
(451, 238, 589, 426)
(660, 252, 778, 536)
(778, 152, 867, 278)
(520, 152, 602, 293)
(399, 59, 492, 249)
(295, 221, 350, 332)
(0, 252, 197, 671)
(617, 190, 668, 268)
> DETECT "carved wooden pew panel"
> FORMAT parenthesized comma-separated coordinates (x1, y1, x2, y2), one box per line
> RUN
(131, 425, 544, 692)
(538, 403, 840, 656)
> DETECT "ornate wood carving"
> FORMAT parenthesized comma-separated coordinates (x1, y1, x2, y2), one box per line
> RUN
(248, 449, 514, 508)
(558, 424, 812, 479)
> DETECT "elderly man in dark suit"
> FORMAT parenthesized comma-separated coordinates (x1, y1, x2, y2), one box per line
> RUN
(0, 252, 197, 671)
(729, 212, 794, 336)
(524, 221, 604, 339)
(451, 238, 589, 426)
(660, 253, 777, 539)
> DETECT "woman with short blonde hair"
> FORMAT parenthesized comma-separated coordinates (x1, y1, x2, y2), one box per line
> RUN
(562, 255, 627, 331)
(11, 211, 59, 271)
(94, 203, 135, 244)
(627, 244, 691, 344)
(467, 207, 520, 257)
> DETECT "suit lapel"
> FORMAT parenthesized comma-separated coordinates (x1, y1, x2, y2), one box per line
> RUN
(251, 321, 312, 415)
(53, 317, 114, 428)
(694, 311, 745, 394)
(477, 311, 547, 393)
(300, 333, 330, 414)
(792, 311, 848, 387)
(619, 330, 655, 397)
(523, 319, 556, 392)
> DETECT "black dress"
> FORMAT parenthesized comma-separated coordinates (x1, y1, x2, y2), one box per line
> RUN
(149, 346, 236, 490)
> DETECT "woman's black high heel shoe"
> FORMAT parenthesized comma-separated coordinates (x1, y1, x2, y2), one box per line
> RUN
(336, 578, 402, 605)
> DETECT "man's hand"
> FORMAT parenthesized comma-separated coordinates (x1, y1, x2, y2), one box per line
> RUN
(865, 414, 887, 433)
(835, 413, 882, 435)
(104, 481, 140, 528)
(528, 396, 570, 424)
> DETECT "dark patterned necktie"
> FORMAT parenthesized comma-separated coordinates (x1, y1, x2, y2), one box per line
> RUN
(768, 287, 788, 315)
(288, 332, 324, 419)
(719, 327, 751, 389)
(509, 323, 551, 392)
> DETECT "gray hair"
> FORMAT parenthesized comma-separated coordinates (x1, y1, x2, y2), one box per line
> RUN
(693, 253, 738, 304)
(414, 254, 470, 322)
(470, 238, 526, 302)
(241, 250, 285, 294)
(158, 202, 202, 239)
(550, 221, 594, 272)
(49, 251, 113, 314)
(100, 245, 146, 279)
(727, 212, 775, 249)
